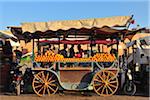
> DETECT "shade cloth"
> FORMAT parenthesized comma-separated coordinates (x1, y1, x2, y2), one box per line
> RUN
(39, 40, 117, 45)
(0, 30, 16, 39)
(21, 16, 131, 33)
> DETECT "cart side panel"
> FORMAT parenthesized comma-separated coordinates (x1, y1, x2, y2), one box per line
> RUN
(59, 68, 91, 83)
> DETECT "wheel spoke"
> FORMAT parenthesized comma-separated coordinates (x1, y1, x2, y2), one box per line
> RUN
(34, 80, 41, 83)
(97, 74, 105, 82)
(107, 72, 110, 81)
(96, 84, 103, 92)
(49, 83, 57, 87)
(46, 72, 49, 81)
(109, 80, 117, 84)
(107, 85, 114, 93)
(34, 84, 43, 88)
(94, 78, 102, 83)
(43, 85, 46, 95)
(35, 74, 44, 83)
(102, 71, 106, 80)
(49, 80, 56, 84)
(41, 71, 46, 82)
(47, 86, 51, 95)
(101, 85, 106, 94)
(105, 86, 108, 95)
(48, 75, 53, 82)
(38, 85, 44, 93)
(47, 85, 55, 92)
(108, 76, 115, 81)
(94, 83, 101, 87)
(108, 83, 117, 88)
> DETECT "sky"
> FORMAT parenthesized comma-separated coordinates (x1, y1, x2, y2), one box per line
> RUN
(0, 0, 149, 30)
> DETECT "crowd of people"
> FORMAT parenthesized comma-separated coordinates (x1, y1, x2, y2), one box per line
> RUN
(57, 44, 84, 58)
(43, 44, 118, 59)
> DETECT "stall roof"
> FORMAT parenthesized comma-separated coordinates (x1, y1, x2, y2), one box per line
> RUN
(21, 16, 131, 33)
(0, 30, 18, 42)
(9, 15, 142, 42)
(39, 40, 117, 45)
(0, 30, 16, 39)
(125, 33, 150, 40)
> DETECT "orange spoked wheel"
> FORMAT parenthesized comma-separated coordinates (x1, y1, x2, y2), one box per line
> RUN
(93, 70, 118, 96)
(32, 71, 59, 96)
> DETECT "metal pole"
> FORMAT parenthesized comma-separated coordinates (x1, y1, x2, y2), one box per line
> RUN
(87, 44, 89, 57)
(116, 39, 119, 59)
(58, 36, 60, 51)
(98, 44, 100, 53)
(102, 44, 104, 52)
(37, 39, 40, 55)
(90, 35, 93, 56)
(32, 39, 35, 61)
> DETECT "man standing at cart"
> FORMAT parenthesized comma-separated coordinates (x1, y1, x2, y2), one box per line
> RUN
(75, 44, 84, 58)
(69, 44, 75, 58)
(59, 44, 68, 58)
(14, 46, 22, 63)
(110, 48, 118, 58)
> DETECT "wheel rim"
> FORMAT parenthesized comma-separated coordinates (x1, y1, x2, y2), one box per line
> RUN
(93, 70, 118, 96)
(124, 82, 136, 95)
(32, 71, 58, 96)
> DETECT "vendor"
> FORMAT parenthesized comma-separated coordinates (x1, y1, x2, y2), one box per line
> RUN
(59, 44, 68, 58)
(69, 44, 75, 58)
(110, 48, 118, 58)
(75, 44, 84, 58)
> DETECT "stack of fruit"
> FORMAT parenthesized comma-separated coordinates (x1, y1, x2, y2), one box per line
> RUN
(35, 51, 116, 63)
(35, 51, 64, 62)
(92, 53, 116, 62)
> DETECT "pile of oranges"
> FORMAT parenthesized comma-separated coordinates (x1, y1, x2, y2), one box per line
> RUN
(60, 58, 91, 62)
(35, 51, 116, 62)
(35, 51, 64, 62)
(92, 53, 116, 62)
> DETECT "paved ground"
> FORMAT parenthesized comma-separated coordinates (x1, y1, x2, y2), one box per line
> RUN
(0, 91, 149, 100)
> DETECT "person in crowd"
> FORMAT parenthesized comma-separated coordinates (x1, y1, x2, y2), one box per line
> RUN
(110, 48, 118, 58)
(52, 46, 58, 54)
(3, 41, 13, 61)
(75, 44, 84, 58)
(21, 47, 28, 55)
(68, 44, 75, 67)
(48, 44, 53, 51)
(98, 44, 101, 53)
(43, 44, 52, 54)
(59, 44, 67, 58)
(69, 44, 75, 58)
(14, 46, 22, 63)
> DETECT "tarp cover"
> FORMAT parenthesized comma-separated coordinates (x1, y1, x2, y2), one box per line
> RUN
(0, 30, 16, 39)
(21, 16, 131, 33)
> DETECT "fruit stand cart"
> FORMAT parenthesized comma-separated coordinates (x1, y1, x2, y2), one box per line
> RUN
(9, 16, 138, 96)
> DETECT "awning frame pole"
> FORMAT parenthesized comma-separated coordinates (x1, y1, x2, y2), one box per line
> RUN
(37, 38, 40, 55)
(90, 32, 93, 56)
(32, 39, 35, 61)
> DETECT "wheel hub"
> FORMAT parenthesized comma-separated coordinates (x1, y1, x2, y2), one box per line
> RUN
(105, 81, 109, 85)
(45, 82, 49, 86)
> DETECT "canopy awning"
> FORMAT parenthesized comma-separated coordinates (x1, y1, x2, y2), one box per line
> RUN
(39, 40, 117, 45)
(0, 30, 16, 39)
(9, 15, 140, 42)
(0, 30, 18, 41)
(125, 33, 150, 40)
(21, 16, 131, 33)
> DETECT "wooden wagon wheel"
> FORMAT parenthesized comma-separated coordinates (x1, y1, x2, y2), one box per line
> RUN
(93, 70, 118, 96)
(32, 71, 59, 96)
